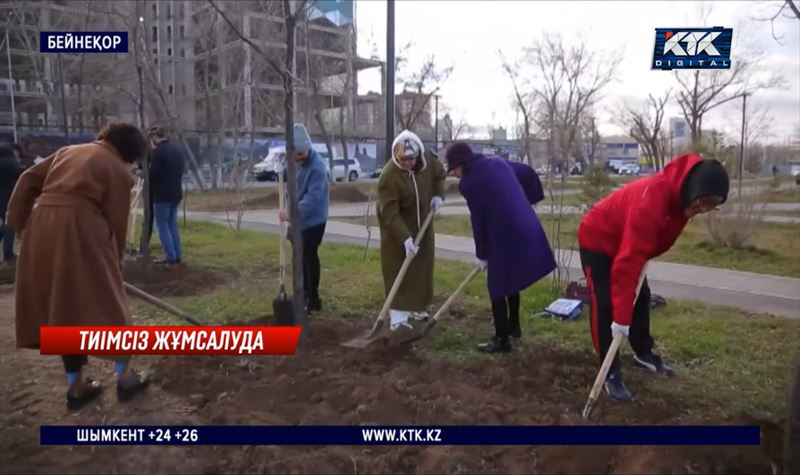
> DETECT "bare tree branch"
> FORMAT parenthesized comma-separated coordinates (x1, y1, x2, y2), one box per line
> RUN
(617, 89, 672, 171)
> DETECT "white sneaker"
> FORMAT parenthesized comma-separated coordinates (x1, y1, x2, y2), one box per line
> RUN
(410, 311, 430, 321)
(390, 321, 414, 332)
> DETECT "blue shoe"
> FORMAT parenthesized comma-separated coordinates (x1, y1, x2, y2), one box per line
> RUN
(604, 371, 634, 402)
(633, 353, 675, 376)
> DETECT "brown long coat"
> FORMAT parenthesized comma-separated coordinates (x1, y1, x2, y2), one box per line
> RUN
(377, 148, 446, 311)
(6, 141, 134, 349)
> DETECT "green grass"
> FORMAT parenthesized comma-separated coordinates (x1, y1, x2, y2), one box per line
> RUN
(132, 220, 799, 418)
(423, 214, 800, 277)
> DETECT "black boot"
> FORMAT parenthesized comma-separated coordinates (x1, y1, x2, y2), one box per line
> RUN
(117, 369, 150, 403)
(509, 320, 522, 340)
(477, 336, 512, 354)
(66, 379, 103, 411)
(604, 370, 634, 402)
(305, 290, 322, 313)
(307, 295, 322, 313)
(633, 352, 675, 376)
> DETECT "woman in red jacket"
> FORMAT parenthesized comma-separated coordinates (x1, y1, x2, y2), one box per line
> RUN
(578, 154, 729, 401)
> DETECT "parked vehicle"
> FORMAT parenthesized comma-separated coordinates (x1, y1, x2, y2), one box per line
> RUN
(250, 145, 342, 182)
(618, 164, 641, 176)
(331, 158, 362, 182)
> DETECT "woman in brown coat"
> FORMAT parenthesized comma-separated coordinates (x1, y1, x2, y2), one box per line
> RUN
(6, 122, 150, 410)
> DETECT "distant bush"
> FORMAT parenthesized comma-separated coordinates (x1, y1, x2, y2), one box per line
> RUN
(579, 165, 615, 210)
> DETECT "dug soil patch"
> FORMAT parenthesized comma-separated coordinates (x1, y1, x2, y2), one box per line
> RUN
(152, 315, 783, 475)
(0, 300, 786, 475)
(123, 261, 229, 297)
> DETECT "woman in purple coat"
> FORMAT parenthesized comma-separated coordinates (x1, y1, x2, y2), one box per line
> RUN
(445, 143, 556, 353)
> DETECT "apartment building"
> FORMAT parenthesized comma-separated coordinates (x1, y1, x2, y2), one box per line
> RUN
(0, 0, 379, 141)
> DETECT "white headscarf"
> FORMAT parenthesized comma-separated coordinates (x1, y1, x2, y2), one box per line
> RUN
(390, 130, 427, 172)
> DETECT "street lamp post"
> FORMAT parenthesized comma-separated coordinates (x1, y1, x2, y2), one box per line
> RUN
(738, 92, 747, 197)
(385, 0, 395, 163)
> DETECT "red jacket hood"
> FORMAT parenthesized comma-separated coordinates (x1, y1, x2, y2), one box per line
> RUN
(661, 153, 703, 211)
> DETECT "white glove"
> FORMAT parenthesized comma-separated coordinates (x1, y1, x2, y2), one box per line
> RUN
(430, 196, 444, 213)
(476, 258, 488, 271)
(611, 322, 630, 338)
(404, 238, 418, 257)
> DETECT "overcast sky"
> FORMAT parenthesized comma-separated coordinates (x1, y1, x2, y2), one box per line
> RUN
(354, 0, 799, 144)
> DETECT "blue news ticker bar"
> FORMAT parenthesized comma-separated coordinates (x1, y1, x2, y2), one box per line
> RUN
(40, 425, 761, 446)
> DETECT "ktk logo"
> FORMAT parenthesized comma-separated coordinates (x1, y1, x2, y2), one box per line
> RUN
(663, 31, 721, 56)
(651, 27, 732, 70)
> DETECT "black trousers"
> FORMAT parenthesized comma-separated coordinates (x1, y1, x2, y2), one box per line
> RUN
(579, 247, 654, 374)
(62, 355, 88, 373)
(490, 293, 520, 340)
(301, 222, 326, 302)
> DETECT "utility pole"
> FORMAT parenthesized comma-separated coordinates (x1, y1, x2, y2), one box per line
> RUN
(738, 92, 747, 197)
(137, 15, 152, 261)
(385, 0, 395, 162)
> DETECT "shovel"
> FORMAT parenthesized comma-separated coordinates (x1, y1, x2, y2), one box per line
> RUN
(272, 171, 295, 326)
(341, 210, 435, 349)
(124, 282, 204, 326)
(396, 265, 482, 345)
(581, 263, 649, 419)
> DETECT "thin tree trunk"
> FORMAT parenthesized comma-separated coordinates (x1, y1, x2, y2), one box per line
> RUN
(282, 0, 307, 334)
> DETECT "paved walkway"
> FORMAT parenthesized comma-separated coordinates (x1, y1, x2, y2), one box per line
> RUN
(328, 202, 800, 224)
(188, 210, 800, 318)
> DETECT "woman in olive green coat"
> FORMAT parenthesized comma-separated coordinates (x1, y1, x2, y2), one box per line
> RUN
(377, 130, 446, 332)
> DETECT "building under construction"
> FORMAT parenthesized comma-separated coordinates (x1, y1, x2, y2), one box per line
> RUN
(0, 0, 390, 152)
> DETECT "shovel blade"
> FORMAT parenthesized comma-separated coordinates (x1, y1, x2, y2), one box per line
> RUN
(394, 319, 438, 346)
(581, 398, 596, 419)
(272, 294, 295, 326)
(341, 319, 387, 348)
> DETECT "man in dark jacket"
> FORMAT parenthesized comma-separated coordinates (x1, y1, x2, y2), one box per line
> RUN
(578, 154, 729, 402)
(446, 143, 556, 353)
(147, 126, 185, 265)
(0, 144, 23, 262)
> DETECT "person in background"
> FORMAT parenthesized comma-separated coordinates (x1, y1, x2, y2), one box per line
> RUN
(6, 122, 151, 410)
(507, 159, 545, 206)
(577, 154, 729, 402)
(377, 130, 446, 335)
(278, 124, 330, 313)
(0, 145, 24, 263)
(445, 143, 556, 353)
(147, 126, 185, 265)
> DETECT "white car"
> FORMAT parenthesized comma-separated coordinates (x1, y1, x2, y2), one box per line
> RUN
(330, 158, 361, 182)
(618, 164, 641, 176)
(251, 146, 356, 182)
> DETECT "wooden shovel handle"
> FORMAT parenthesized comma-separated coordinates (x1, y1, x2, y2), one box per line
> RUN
(431, 265, 481, 322)
(374, 210, 435, 325)
(124, 282, 203, 326)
